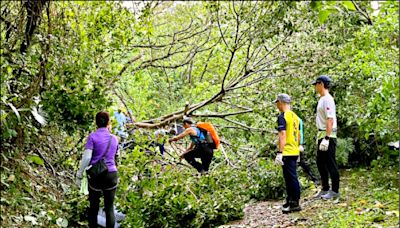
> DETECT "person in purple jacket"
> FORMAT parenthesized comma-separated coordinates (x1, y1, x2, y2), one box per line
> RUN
(76, 111, 119, 228)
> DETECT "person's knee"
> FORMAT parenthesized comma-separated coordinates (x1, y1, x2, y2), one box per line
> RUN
(104, 199, 114, 208)
(184, 153, 195, 161)
(183, 155, 192, 162)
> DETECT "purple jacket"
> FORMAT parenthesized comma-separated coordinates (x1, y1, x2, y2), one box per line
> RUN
(85, 127, 119, 172)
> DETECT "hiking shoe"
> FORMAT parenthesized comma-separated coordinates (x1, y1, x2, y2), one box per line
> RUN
(314, 190, 328, 198)
(321, 190, 340, 200)
(282, 201, 290, 208)
(282, 201, 301, 213)
(281, 201, 290, 210)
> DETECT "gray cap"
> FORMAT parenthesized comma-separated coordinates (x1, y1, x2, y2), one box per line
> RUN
(274, 93, 291, 103)
(182, 116, 194, 124)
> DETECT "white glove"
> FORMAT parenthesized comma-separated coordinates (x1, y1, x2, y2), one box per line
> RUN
(79, 175, 89, 195)
(75, 172, 82, 187)
(319, 138, 330, 151)
(76, 176, 82, 187)
(274, 153, 284, 166)
(297, 154, 300, 163)
(299, 145, 304, 152)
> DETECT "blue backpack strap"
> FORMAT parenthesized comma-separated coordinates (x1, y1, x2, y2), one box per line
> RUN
(196, 127, 206, 141)
(190, 127, 206, 144)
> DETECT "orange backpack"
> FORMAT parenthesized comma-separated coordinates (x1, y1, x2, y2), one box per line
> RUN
(196, 122, 220, 149)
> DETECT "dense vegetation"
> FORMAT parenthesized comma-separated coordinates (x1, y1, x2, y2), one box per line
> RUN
(0, 1, 398, 227)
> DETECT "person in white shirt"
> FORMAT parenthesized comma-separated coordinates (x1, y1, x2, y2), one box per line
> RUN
(114, 109, 128, 138)
(312, 75, 340, 200)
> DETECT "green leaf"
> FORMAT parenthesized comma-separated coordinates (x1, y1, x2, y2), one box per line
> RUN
(0, 109, 8, 122)
(342, 1, 356, 11)
(7, 129, 17, 138)
(326, 1, 337, 6)
(318, 10, 331, 24)
(372, 215, 385, 222)
(310, 1, 322, 10)
(27, 155, 44, 166)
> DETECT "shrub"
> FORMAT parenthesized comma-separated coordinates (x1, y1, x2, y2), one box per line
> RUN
(116, 149, 285, 227)
(336, 138, 354, 167)
(247, 159, 285, 201)
(369, 148, 398, 189)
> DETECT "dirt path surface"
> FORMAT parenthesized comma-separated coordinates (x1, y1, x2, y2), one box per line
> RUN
(220, 199, 316, 228)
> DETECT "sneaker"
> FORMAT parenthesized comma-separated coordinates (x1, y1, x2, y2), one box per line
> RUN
(282, 201, 290, 210)
(321, 190, 340, 200)
(314, 190, 328, 198)
(282, 201, 302, 213)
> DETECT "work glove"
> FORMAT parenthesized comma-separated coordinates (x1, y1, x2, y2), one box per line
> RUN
(76, 177, 82, 187)
(319, 138, 330, 151)
(274, 152, 284, 166)
(79, 175, 89, 195)
(299, 145, 304, 152)
(75, 172, 82, 187)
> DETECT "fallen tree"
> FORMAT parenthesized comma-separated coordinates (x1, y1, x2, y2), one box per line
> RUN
(113, 1, 298, 130)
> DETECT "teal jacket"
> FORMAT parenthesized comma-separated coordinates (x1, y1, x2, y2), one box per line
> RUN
(300, 118, 304, 145)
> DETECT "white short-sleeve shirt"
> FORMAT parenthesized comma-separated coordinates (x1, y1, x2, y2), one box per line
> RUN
(316, 93, 337, 131)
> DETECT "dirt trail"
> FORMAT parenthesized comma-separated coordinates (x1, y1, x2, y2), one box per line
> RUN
(219, 200, 312, 228)
(220, 190, 325, 228)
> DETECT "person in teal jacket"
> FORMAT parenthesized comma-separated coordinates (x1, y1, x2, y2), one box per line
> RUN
(298, 119, 320, 185)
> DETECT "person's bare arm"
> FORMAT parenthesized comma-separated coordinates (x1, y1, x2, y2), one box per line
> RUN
(323, 97, 335, 137)
(169, 128, 196, 159)
(326, 118, 333, 137)
(169, 128, 195, 142)
(278, 130, 286, 152)
(179, 142, 195, 159)
(186, 142, 195, 152)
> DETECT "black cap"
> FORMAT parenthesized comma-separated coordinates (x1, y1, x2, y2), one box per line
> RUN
(312, 75, 331, 85)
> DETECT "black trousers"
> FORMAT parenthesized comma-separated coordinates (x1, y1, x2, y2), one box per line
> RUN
(317, 138, 340, 193)
(183, 143, 213, 172)
(299, 152, 319, 183)
(88, 171, 118, 228)
(282, 156, 301, 202)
